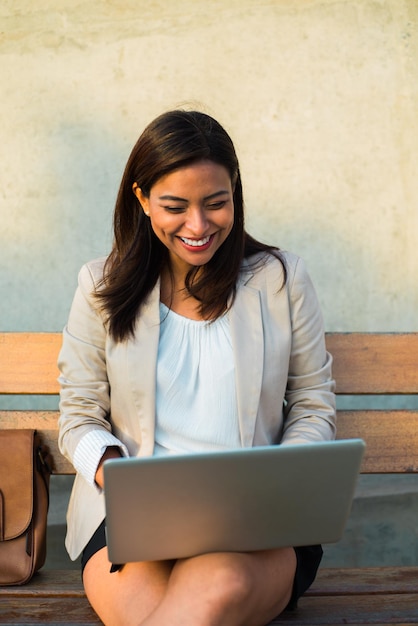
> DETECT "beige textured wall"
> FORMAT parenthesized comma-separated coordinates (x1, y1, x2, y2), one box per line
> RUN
(1, 0, 417, 331)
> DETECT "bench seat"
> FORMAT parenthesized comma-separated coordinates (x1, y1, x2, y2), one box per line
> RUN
(1, 332, 417, 625)
(1, 567, 418, 625)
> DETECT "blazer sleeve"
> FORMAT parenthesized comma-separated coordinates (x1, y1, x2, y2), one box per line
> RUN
(281, 256, 336, 444)
(57, 261, 120, 467)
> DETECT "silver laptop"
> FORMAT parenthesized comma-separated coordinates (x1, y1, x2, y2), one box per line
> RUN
(103, 439, 365, 564)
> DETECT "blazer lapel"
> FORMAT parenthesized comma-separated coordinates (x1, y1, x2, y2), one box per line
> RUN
(229, 270, 264, 447)
(126, 281, 161, 456)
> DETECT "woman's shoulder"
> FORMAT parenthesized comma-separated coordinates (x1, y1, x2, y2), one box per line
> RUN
(241, 250, 318, 309)
(242, 249, 302, 283)
(77, 256, 108, 291)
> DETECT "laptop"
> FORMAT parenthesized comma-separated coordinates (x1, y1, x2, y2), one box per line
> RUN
(103, 439, 365, 564)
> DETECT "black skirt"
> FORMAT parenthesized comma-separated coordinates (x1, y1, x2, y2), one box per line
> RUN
(81, 520, 322, 610)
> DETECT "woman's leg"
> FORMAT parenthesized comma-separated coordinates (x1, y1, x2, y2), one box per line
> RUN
(83, 547, 175, 626)
(83, 546, 296, 626)
(142, 547, 296, 626)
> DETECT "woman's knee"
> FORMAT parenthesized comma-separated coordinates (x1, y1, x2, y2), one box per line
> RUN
(176, 553, 256, 617)
(211, 557, 255, 607)
(199, 549, 296, 623)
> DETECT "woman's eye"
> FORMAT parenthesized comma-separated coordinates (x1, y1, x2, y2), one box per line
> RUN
(164, 206, 186, 213)
(207, 201, 226, 210)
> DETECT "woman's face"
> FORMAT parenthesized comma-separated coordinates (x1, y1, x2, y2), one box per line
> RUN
(134, 160, 235, 278)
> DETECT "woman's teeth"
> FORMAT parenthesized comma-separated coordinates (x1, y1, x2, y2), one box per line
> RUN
(180, 236, 211, 247)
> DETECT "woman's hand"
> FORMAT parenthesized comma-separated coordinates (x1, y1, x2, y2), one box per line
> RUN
(95, 446, 123, 489)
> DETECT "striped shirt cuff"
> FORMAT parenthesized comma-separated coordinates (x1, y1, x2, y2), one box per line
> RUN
(73, 429, 129, 488)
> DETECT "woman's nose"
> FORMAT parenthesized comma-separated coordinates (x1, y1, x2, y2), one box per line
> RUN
(186, 207, 208, 234)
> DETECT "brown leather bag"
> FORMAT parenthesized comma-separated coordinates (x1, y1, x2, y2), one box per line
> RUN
(0, 429, 52, 585)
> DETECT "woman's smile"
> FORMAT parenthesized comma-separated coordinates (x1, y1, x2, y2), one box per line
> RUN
(178, 234, 214, 249)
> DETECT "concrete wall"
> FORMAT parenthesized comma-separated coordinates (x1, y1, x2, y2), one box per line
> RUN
(1, 0, 417, 332)
(1, 1, 417, 569)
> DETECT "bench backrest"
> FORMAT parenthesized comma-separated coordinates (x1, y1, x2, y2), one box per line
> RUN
(0, 332, 417, 474)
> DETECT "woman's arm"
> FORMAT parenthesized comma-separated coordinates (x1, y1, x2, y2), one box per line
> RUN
(281, 257, 336, 444)
(58, 261, 128, 486)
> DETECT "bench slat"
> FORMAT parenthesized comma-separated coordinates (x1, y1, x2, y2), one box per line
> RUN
(307, 566, 418, 596)
(337, 409, 418, 473)
(1, 594, 416, 625)
(1, 409, 418, 474)
(269, 593, 418, 624)
(0, 332, 61, 395)
(3, 567, 416, 598)
(0, 571, 87, 598)
(0, 598, 101, 625)
(326, 332, 418, 394)
(1, 332, 418, 396)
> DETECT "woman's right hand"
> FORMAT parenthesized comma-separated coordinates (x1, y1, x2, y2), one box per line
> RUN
(95, 446, 123, 489)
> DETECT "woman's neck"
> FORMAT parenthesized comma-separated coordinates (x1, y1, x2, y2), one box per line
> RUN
(160, 266, 204, 320)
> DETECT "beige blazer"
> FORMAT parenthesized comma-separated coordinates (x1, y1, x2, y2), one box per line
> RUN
(58, 251, 336, 560)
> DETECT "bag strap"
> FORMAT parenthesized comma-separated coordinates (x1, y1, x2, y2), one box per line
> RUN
(35, 442, 52, 500)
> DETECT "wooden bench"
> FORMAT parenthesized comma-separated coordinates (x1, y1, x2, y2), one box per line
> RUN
(0, 332, 417, 625)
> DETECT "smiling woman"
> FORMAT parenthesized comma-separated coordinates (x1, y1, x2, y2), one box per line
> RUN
(57, 110, 336, 626)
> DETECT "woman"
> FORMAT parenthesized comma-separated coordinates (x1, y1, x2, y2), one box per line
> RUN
(58, 110, 336, 626)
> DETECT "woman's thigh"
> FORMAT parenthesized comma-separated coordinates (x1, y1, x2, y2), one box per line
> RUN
(165, 547, 297, 626)
(83, 546, 296, 626)
(83, 547, 175, 626)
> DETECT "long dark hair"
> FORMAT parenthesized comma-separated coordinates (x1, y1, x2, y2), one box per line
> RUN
(96, 110, 286, 341)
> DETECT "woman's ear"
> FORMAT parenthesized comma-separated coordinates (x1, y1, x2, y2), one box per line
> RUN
(132, 183, 150, 216)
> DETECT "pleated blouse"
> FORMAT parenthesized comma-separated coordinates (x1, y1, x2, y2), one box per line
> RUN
(154, 302, 241, 456)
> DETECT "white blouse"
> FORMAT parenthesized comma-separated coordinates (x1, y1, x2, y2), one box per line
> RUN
(72, 302, 241, 486)
(154, 302, 241, 456)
